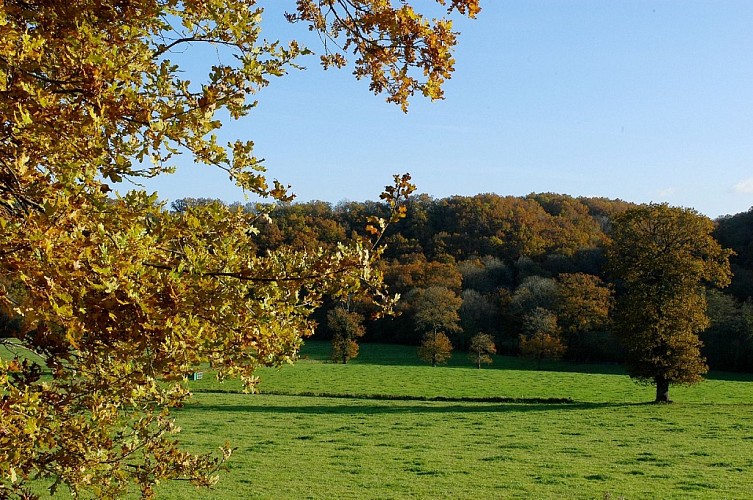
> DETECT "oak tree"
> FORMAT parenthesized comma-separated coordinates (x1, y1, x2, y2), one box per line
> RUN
(418, 331, 454, 367)
(327, 306, 366, 364)
(556, 273, 613, 335)
(468, 332, 496, 368)
(555, 273, 613, 360)
(412, 286, 463, 338)
(288, 0, 481, 111)
(607, 204, 732, 402)
(0, 0, 476, 497)
(405, 286, 461, 365)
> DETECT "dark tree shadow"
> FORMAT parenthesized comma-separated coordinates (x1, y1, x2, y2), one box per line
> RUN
(180, 398, 640, 416)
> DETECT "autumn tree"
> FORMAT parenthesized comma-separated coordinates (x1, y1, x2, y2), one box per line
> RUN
(518, 307, 566, 368)
(556, 273, 613, 360)
(264, 201, 348, 252)
(608, 204, 732, 403)
(288, 0, 480, 111)
(0, 0, 477, 497)
(556, 273, 612, 334)
(408, 286, 461, 366)
(327, 306, 366, 364)
(468, 332, 496, 368)
(528, 193, 607, 255)
(383, 258, 463, 295)
(412, 286, 463, 338)
(418, 331, 454, 367)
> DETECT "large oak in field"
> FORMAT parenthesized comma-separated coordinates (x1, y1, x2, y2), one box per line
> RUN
(607, 204, 732, 403)
(0, 0, 477, 497)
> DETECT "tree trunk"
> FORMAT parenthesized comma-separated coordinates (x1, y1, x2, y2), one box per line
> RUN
(655, 375, 671, 403)
(431, 330, 438, 367)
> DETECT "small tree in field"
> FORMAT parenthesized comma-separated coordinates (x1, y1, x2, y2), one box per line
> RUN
(328, 306, 365, 364)
(468, 333, 496, 368)
(418, 332, 453, 367)
(519, 307, 566, 368)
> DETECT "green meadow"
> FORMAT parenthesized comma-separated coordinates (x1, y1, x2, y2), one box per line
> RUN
(157, 342, 753, 499)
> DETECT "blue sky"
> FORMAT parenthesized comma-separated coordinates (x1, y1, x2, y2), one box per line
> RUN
(141, 1, 753, 218)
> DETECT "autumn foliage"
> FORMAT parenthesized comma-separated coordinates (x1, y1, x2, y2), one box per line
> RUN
(518, 307, 566, 368)
(328, 306, 366, 364)
(3, 0, 751, 495)
(608, 204, 733, 402)
(287, 0, 481, 111)
(468, 333, 496, 368)
(418, 332, 454, 367)
(0, 0, 478, 496)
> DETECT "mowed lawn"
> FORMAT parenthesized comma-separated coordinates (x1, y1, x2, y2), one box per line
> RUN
(158, 342, 753, 499)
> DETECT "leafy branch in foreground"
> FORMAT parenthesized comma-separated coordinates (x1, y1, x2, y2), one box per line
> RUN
(0, 175, 413, 498)
(287, 0, 481, 111)
(0, 0, 448, 496)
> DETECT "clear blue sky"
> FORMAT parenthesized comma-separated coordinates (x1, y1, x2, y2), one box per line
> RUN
(141, 1, 753, 218)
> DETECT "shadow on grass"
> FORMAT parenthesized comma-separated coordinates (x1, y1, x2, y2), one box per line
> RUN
(305, 342, 753, 381)
(195, 390, 574, 404)
(323, 353, 631, 377)
(303, 341, 633, 376)
(704, 370, 753, 382)
(181, 398, 638, 416)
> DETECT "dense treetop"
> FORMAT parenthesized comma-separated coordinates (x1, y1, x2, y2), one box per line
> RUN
(249, 193, 751, 373)
(608, 204, 733, 402)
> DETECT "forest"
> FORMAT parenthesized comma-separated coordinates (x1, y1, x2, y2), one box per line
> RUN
(171, 193, 753, 373)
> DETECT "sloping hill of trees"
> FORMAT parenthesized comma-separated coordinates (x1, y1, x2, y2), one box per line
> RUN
(4, 192, 749, 372)
(178, 193, 750, 373)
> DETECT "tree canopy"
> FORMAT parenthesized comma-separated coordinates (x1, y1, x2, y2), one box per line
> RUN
(608, 204, 733, 402)
(328, 306, 366, 364)
(468, 332, 496, 368)
(288, 0, 480, 111)
(213, 194, 751, 374)
(418, 331, 453, 367)
(0, 0, 479, 497)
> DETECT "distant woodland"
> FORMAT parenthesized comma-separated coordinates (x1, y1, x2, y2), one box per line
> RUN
(4, 192, 747, 372)
(173, 193, 753, 373)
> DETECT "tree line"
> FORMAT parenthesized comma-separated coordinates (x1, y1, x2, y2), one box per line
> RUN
(196, 193, 751, 377)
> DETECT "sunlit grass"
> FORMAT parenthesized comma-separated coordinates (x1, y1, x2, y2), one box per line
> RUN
(163, 394, 753, 499)
(7, 340, 752, 497)
(158, 342, 753, 499)
(189, 341, 753, 404)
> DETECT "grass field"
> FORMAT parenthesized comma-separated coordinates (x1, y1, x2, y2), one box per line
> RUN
(151, 341, 753, 499)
